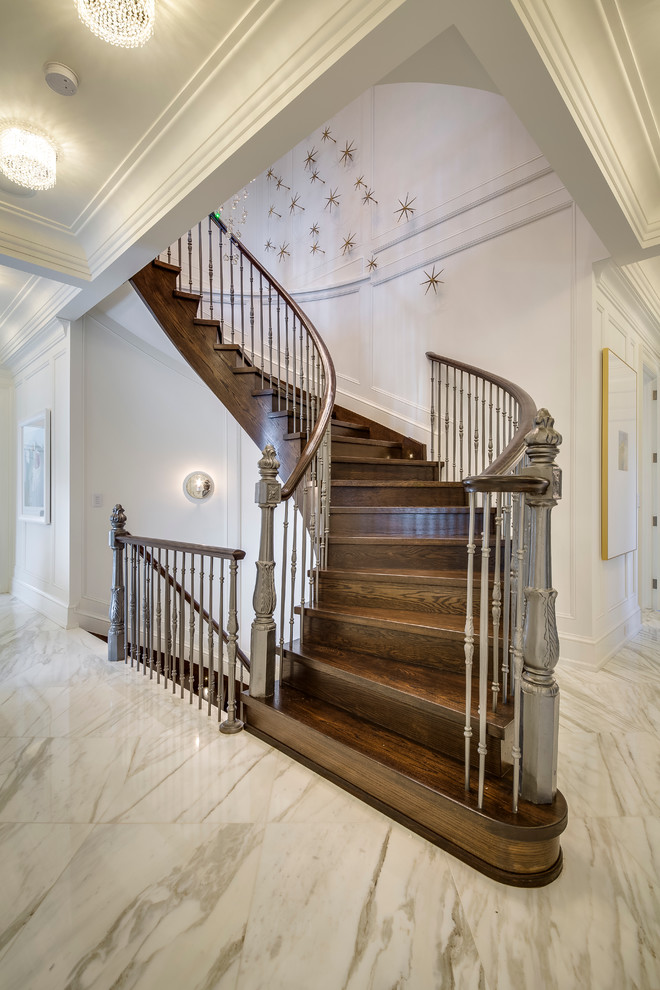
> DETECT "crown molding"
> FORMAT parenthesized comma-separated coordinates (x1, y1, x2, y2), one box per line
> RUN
(511, 0, 660, 250)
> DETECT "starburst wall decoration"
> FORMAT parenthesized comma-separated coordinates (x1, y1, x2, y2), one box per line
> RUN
(395, 194, 416, 222)
(421, 265, 444, 295)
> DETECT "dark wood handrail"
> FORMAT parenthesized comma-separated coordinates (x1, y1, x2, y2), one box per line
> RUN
(426, 351, 537, 478)
(211, 214, 336, 501)
(463, 475, 548, 495)
(122, 536, 250, 671)
(117, 534, 245, 560)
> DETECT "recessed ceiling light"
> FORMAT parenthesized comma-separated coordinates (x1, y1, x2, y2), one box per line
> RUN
(44, 63, 79, 96)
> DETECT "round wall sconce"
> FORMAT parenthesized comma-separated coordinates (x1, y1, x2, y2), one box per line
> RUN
(183, 471, 214, 502)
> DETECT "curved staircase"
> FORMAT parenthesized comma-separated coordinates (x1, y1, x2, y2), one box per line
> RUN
(130, 219, 567, 887)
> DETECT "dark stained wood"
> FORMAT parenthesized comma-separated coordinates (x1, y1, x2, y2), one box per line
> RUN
(332, 457, 439, 481)
(329, 505, 482, 538)
(327, 535, 499, 572)
(317, 568, 480, 615)
(130, 262, 303, 483)
(331, 436, 404, 459)
(331, 480, 466, 507)
(333, 403, 426, 460)
(242, 686, 567, 886)
(280, 641, 510, 774)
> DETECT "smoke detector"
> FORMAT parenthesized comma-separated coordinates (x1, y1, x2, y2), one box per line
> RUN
(44, 63, 79, 96)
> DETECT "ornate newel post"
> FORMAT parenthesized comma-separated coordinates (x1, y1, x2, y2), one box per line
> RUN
(108, 504, 127, 662)
(520, 410, 563, 803)
(250, 445, 281, 698)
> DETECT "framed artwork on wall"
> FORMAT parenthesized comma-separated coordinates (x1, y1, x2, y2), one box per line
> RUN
(602, 349, 637, 559)
(19, 409, 51, 524)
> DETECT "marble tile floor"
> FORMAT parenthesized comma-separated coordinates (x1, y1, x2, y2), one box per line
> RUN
(0, 593, 658, 990)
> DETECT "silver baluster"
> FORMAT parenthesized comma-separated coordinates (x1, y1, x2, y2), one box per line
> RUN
(220, 559, 243, 733)
(108, 504, 127, 662)
(477, 492, 491, 809)
(491, 494, 502, 711)
(464, 490, 476, 790)
(250, 445, 281, 698)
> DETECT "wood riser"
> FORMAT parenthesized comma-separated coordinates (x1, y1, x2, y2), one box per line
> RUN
(330, 507, 482, 538)
(302, 610, 477, 669)
(242, 693, 566, 887)
(317, 571, 479, 616)
(327, 538, 500, 572)
(331, 482, 466, 507)
(332, 460, 438, 481)
(281, 653, 507, 775)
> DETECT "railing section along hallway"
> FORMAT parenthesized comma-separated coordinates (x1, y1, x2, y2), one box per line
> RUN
(112, 213, 568, 886)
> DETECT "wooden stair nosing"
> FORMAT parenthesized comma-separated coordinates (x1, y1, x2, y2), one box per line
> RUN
(282, 640, 512, 737)
(242, 685, 567, 886)
(299, 602, 499, 644)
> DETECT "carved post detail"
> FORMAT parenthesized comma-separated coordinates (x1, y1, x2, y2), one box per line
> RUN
(250, 445, 281, 698)
(520, 410, 562, 803)
(108, 504, 127, 662)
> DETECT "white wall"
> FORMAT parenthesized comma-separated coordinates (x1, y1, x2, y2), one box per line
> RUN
(11, 320, 80, 626)
(0, 367, 13, 592)
(235, 83, 636, 666)
(79, 310, 262, 654)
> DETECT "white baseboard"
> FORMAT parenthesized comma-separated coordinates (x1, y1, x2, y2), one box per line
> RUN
(77, 596, 110, 637)
(11, 578, 79, 629)
(559, 606, 642, 669)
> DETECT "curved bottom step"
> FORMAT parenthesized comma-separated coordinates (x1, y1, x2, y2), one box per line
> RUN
(242, 686, 567, 888)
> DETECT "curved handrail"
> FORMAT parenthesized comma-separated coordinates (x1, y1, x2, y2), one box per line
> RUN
(426, 351, 537, 479)
(211, 215, 336, 501)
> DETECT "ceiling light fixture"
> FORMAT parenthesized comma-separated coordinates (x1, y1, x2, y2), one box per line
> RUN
(0, 125, 57, 191)
(75, 0, 155, 48)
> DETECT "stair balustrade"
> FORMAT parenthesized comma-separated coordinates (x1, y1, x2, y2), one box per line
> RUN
(154, 216, 336, 701)
(427, 353, 562, 812)
(125, 223, 567, 882)
(108, 505, 247, 731)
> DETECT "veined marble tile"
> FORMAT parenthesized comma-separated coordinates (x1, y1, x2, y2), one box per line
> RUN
(0, 822, 92, 957)
(558, 665, 660, 735)
(266, 752, 393, 824)
(238, 822, 488, 990)
(448, 816, 660, 990)
(97, 726, 280, 824)
(0, 822, 264, 990)
(0, 685, 65, 737)
(558, 727, 660, 818)
(0, 736, 137, 823)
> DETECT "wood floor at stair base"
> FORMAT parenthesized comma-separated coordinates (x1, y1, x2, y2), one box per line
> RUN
(242, 694, 566, 886)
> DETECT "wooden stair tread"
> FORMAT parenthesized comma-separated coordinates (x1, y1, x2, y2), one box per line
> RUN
(284, 639, 512, 734)
(302, 602, 470, 637)
(320, 566, 478, 588)
(153, 259, 181, 274)
(172, 288, 200, 301)
(333, 456, 436, 466)
(331, 505, 472, 515)
(332, 437, 402, 449)
(249, 684, 564, 832)
(332, 480, 461, 489)
(329, 535, 474, 547)
(195, 318, 221, 327)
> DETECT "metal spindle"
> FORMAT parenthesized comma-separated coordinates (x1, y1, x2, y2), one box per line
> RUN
(474, 380, 480, 473)
(477, 492, 491, 809)
(467, 375, 472, 477)
(156, 549, 162, 683)
(219, 225, 225, 342)
(179, 552, 186, 699)
(164, 549, 171, 689)
(220, 559, 243, 732)
(259, 274, 265, 386)
(219, 560, 225, 721)
(208, 218, 214, 321)
(229, 239, 235, 345)
(501, 498, 512, 702)
(512, 493, 526, 812)
(198, 555, 205, 709)
(488, 383, 493, 464)
(430, 361, 435, 462)
(459, 370, 464, 479)
(491, 494, 502, 711)
(276, 295, 282, 410)
(188, 554, 196, 703)
(268, 285, 274, 387)
(464, 490, 477, 790)
(249, 262, 255, 365)
(208, 559, 214, 715)
(123, 545, 129, 664)
(171, 550, 178, 693)
(289, 503, 298, 648)
(198, 223, 203, 304)
(280, 500, 289, 663)
(239, 252, 245, 356)
(187, 229, 193, 293)
(452, 367, 457, 480)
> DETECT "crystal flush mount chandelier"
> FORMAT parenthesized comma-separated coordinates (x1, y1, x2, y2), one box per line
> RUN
(75, 0, 155, 48)
(0, 124, 57, 191)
